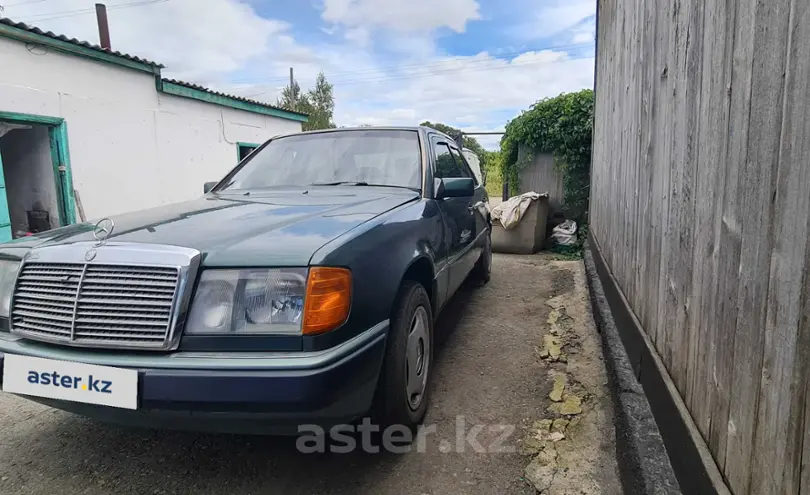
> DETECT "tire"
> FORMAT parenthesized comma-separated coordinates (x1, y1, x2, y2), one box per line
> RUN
(470, 229, 492, 284)
(372, 281, 434, 432)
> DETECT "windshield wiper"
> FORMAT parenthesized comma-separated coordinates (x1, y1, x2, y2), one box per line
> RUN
(310, 181, 370, 186)
(309, 181, 420, 192)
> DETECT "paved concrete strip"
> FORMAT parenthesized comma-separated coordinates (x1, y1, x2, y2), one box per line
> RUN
(521, 258, 621, 493)
(0, 254, 620, 494)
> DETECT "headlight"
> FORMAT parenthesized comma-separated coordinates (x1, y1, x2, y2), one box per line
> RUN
(185, 267, 351, 336)
(0, 260, 20, 319)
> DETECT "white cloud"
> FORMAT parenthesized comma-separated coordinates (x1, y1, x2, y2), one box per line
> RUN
(332, 49, 594, 149)
(344, 27, 371, 46)
(1, 0, 291, 81)
(568, 15, 596, 44)
(517, 0, 595, 41)
(1, 0, 594, 151)
(322, 0, 481, 33)
(571, 32, 593, 43)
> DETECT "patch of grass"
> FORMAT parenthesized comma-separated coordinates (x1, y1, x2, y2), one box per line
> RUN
(485, 170, 503, 198)
(548, 248, 583, 261)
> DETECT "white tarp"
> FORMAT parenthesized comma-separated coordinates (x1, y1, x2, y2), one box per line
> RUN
(551, 220, 578, 245)
(491, 191, 548, 229)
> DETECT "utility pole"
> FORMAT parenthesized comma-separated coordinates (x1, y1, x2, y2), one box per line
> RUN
(95, 3, 111, 49)
(289, 67, 295, 110)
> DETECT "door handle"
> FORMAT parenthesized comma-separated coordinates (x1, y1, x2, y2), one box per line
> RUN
(468, 201, 485, 212)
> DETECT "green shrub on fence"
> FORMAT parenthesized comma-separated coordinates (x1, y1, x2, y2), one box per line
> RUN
(500, 89, 594, 226)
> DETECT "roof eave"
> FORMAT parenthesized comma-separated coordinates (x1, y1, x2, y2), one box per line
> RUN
(159, 80, 309, 123)
(0, 20, 162, 74)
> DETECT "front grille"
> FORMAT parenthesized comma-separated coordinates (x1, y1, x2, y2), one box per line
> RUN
(11, 262, 180, 349)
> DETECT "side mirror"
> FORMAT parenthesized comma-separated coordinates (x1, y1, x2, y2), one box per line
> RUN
(433, 178, 445, 199)
(434, 177, 474, 199)
(203, 181, 217, 194)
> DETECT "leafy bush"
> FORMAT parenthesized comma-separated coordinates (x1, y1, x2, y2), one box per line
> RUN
(499, 89, 594, 225)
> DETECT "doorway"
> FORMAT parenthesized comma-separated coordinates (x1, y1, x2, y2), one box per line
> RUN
(237, 142, 258, 162)
(0, 113, 76, 242)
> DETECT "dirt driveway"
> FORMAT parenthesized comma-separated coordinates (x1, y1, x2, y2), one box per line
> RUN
(0, 254, 620, 494)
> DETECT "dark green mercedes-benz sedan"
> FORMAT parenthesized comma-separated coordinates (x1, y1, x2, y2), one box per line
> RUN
(0, 126, 492, 434)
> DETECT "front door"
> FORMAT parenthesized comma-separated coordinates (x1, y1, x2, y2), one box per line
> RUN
(430, 137, 477, 296)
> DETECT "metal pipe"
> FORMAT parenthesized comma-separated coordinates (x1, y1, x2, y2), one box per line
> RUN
(95, 4, 111, 50)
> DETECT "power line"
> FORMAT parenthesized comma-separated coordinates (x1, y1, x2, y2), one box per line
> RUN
(236, 53, 593, 101)
(17, 0, 168, 22)
(3, 0, 54, 8)
(221, 50, 593, 94)
(214, 42, 594, 88)
(236, 52, 593, 94)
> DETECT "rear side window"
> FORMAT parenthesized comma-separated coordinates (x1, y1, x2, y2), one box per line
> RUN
(432, 139, 469, 179)
(448, 147, 477, 185)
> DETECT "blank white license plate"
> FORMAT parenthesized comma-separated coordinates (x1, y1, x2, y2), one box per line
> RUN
(2, 354, 138, 410)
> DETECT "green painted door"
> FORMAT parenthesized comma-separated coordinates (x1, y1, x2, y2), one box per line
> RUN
(0, 151, 11, 242)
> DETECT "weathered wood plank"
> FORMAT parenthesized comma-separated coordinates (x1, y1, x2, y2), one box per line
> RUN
(636, 0, 657, 332)
(686, 0, 731, 439)
(517, 149, 564, 213)
(750, 0, 810, 491)
(802, 349, 810, 495)
(618, 0, 632, 299)
(800, 203, 810, 495)
(723, 0, 790, 491)
(645, 0, 670, 351)
(651, 0, 674, 356)
(671, 0, 703, 400)
(624, 0, 637, 311)
(707, 0, 754, 478)
(659, 0, 692, 391)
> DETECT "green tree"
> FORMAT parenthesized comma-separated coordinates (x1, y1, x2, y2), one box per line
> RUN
(305, 72, 336, 131)
(276, 79, 306, 111)
(277, 71, 336, 131)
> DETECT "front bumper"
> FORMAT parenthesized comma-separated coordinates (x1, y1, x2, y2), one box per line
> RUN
(0, 321, 388, 434)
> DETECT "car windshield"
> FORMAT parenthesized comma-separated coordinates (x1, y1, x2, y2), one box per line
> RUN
(218, 129, 422, 191)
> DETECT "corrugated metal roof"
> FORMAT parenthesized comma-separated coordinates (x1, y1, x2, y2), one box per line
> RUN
(162, 79, 308, 117)
(0, 17, 308, 119)
(0, 17, 163, 68)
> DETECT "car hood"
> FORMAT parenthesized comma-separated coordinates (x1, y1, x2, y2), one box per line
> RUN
(7, 187, 420, 266)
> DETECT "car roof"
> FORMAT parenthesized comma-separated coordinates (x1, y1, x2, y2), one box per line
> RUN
(269, 126, 456, 142)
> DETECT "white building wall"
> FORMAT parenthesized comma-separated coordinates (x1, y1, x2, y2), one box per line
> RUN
(0, 36, 301, 220)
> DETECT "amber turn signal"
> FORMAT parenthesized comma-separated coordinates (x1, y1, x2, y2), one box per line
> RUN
(302, 267, 352, 335)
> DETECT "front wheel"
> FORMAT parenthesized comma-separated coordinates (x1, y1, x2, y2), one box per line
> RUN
(373, 281, 434, 432)
(470, 230, 492, 284)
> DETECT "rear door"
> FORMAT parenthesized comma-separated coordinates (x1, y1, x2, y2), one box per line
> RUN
(430, 136, 476, 295)
(450, 143, 489, 254)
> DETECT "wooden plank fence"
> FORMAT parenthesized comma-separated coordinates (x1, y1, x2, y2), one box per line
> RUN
(590, 0, 810, 492)
(516, 146, 564, 214)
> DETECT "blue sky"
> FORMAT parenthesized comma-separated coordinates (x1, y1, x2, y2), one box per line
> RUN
(2, 0, 596, 149)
